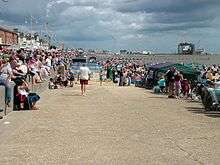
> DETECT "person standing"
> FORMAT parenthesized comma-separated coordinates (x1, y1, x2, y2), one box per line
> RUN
(165, 67, 176, 98)
(99, 69, 104, 86)
(0, 59, 14, 106)
(67, 69, 75, 87)
(78, 64, 91, 96)
(174, 72, 182, 98)
(106, 65, 110, 79)
(118, 68, 123, 86)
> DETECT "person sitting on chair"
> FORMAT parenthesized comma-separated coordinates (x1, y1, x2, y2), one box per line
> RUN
(158, 76, 166, 93)
(48, 78, 55, 89)
(16, 79, 40, 110)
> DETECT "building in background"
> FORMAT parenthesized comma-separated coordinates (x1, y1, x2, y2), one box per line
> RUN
(0, 26, 18, 47)
(18, 32, 50, 50)
(18, 32, 41, 49)
(0, 26, 50, 50)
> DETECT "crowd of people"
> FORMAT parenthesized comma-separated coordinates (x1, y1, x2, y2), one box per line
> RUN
(98, 57, 146, 86)
(48, 62, 91, 96)
(1, 50, 220, 117)
(0, 48, 78, 112)
(200, 65, 220, 83)
(99, 57, 220, 101)
(0, 47, 95, 118)
(162, 67, 190, 99)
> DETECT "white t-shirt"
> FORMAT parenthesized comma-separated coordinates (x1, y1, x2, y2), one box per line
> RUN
(79, 66, 91, 80)
(19, 65, 28, 74)
(46, 58, 52, 67)
(18, 87, 29, 97)
(0, 63, 12, 80)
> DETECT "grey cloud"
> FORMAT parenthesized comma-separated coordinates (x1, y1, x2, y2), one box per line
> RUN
(116, 0, 220, 14)
(140, 22, 210, 34)
(151, 10, 216, 24)
(0, 0, 48, 23)
(0, 0, 220, 52)
(116, 0, 220, 26)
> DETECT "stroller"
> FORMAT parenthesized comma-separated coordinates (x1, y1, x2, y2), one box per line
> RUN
(200, 82, 220, 111)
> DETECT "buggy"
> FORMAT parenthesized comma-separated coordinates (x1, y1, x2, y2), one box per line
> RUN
(201, 85, 220, 111)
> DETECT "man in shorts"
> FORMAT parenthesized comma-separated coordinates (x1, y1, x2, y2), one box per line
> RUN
(78, 64, 91, 96)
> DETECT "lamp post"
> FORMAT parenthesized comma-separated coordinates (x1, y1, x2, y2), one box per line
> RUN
(25, 15, 38, 49)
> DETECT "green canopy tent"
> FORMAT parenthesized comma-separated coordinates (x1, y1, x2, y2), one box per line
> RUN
(157, 63, 200, 82)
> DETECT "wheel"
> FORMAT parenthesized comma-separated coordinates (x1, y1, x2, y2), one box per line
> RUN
(204, 94, 213, 111)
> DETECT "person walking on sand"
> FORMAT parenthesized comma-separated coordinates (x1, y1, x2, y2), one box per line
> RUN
(99, 69, 104, 86)
(78, 64, 91, 96)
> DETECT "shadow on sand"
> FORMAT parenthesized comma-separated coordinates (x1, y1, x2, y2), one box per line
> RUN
(61, 93, 82, 97)
(185, 106, 220, 118)
(148, 96, 169, 99)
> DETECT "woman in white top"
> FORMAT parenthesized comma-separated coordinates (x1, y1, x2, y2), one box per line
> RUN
(0, 59, 14, 106)
(78, 64, 91, 96)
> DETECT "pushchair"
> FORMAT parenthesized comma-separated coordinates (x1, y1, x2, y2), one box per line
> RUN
(201, 85, 220, 111)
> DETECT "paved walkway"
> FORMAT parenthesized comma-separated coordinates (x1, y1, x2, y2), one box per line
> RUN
(0, 81, 220, 165)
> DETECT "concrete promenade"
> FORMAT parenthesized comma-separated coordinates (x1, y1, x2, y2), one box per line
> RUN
(0, 81, 219, 165)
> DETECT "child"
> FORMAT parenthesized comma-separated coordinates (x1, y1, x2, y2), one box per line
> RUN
(16, 79, 29, 110)
(67, 70, 75, 87)
(99, 69, 104, 86)
(174, 72, 182, 98)
(55, 74, 62, 88)
(134, 73, 142, 87)
(158, 76, 166, 93)
(181, 78, 190, 99)
(48, 78, 55, 89)
(61, 75, 68, 87)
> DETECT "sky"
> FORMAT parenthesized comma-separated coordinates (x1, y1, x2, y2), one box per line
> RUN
(0, 0, 220, 53)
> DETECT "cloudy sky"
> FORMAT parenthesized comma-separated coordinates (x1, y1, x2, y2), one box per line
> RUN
(0, 0, 220, 53)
